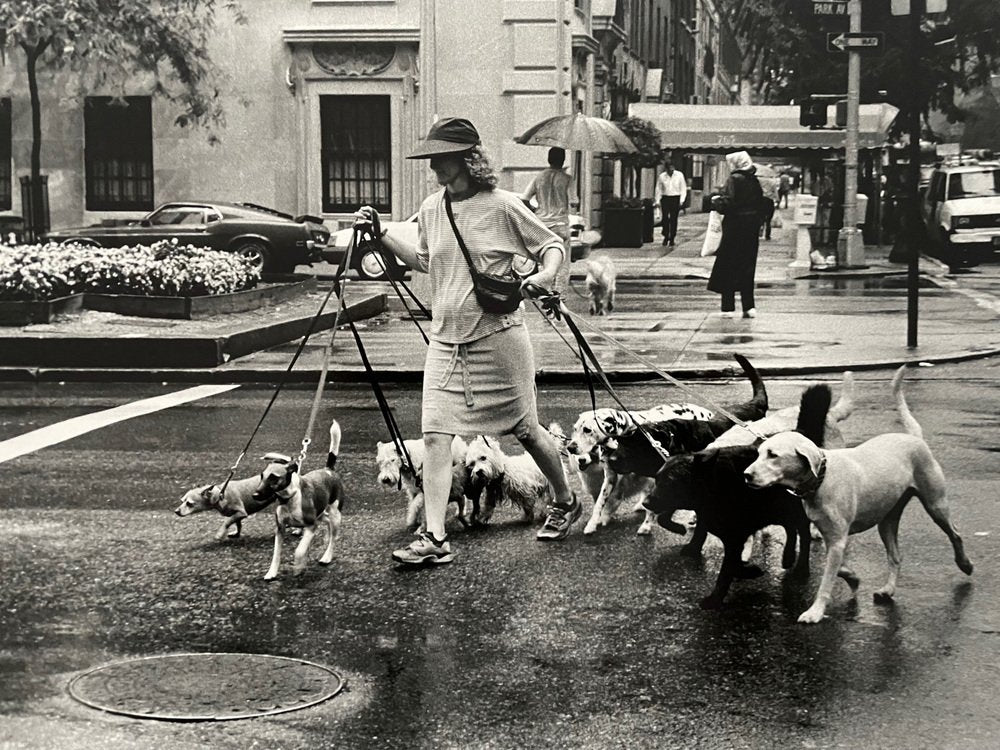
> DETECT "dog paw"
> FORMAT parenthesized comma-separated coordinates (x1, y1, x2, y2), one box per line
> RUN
(700, 595, 724, 610)
(958, 557, 974, 576)
(735, 564, 764, 580)
(636, 524, 653, 536)
(679, 543, 703, 558)
(797, 608, 826, 624)
(582, 523, 598, 535)
(873, 589, 894, 603)
(264, 572, 278, 581)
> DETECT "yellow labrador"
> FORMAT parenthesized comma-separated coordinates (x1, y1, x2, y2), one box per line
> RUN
(744, 366, 972, 624)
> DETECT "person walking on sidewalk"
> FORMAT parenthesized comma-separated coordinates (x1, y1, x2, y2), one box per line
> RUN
(708, 151, 764, 319)
(522, 147, 578, 290)
(654, 159, 687, 246)
(778, 171, 791, 209)
(354, 117, 579, 566)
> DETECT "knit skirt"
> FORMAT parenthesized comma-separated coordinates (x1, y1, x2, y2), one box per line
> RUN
(421, 324, 537, 437)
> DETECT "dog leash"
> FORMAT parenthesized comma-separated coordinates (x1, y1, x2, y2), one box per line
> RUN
(527, 288, 767, 443)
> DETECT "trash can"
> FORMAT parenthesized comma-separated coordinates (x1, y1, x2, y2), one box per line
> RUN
(642, 199, 655, 243)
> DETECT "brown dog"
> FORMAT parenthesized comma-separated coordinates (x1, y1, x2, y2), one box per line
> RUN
(174, 477, 274, 540)
(255, 421, 346, 580)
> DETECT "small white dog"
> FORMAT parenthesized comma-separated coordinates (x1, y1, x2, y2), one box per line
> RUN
(375, 436, 470, 531)
(464, 435, 552, 525)
(585, 255, 617, 315)
(744, 367, 973, 624)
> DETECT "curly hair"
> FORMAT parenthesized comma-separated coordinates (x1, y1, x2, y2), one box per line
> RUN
(462, 146, 499, 190)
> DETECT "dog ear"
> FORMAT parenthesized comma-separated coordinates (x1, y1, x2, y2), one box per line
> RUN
(288, 462, 299, 475)
(794, 445, 824, 478)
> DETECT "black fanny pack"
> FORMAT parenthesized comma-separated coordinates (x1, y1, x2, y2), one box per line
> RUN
(444, 192, 523, 315)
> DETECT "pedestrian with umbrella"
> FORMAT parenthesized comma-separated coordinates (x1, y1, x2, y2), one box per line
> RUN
(522, 147, 579, 290)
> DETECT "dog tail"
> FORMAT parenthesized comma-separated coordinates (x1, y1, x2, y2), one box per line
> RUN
(326, 420, 342, 470)
(795, 384, 833, 447)
(892, 365, 923, 439)
(827, 370, 855, 423)
(733, 353, 767, 415)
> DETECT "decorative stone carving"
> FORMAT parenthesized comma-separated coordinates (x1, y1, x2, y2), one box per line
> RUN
(312, 43, 396, 77)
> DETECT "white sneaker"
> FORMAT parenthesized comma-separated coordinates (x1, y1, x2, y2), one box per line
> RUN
(743, 308, 757, 319)
(718, 311, 735, 319)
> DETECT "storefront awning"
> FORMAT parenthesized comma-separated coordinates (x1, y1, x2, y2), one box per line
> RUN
(629, 103, 899, 153)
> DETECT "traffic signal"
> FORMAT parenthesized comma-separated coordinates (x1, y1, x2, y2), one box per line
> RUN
(799, 98, 828, 128)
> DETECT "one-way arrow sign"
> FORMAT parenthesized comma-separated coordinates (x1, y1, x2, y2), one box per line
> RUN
(827, 31, 886, 55)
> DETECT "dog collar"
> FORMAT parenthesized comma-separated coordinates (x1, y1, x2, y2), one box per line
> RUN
(794, 452, 827, 500)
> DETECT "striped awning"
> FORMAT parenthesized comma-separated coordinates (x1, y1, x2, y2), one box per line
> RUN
(629, 103, 899, 153)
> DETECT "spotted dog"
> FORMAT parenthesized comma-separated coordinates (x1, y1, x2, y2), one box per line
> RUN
(566, 402, 714, 536)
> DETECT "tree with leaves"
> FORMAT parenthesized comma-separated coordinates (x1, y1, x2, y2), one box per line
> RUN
(612, 116, 664, 198)
(0, 0, 245, 232)
(716, 0, 1000, 136)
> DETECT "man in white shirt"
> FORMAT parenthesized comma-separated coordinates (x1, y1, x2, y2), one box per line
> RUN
(522, 148, 579, 289)
(654, 160, 687, 246)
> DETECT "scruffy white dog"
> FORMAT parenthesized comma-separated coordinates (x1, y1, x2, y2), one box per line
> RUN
(376, 436, 470, 531)
(464, 435, 552, 525)
(585, 255, 617, 315)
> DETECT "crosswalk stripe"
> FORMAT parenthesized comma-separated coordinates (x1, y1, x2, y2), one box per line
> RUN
(0, 384, 240, 464)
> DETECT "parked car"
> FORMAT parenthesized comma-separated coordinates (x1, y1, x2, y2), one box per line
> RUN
(45, 202, 330, 274)
(921, 157, 1000, 269)
(325, 210, 597, 281)
(325, 215, 414, 281)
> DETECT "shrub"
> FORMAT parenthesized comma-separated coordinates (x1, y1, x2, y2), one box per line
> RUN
(0, 240, 260, 301)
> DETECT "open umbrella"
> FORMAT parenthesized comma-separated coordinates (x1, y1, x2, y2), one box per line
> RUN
(514, 113, 638, 154)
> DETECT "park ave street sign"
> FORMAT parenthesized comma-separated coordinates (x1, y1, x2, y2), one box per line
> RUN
(827, 31, 885, 55)
(813, 1, 847, 15)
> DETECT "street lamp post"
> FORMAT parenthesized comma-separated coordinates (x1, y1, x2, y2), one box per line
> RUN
(838, 0, 864, 267)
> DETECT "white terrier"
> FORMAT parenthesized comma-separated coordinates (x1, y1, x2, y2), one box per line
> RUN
(464, 435, 552, 525)
(375, 436, 471, 531)
(585, 255, 616, 315)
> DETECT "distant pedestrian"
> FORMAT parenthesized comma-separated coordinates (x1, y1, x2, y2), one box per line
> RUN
(522, 147, 578, 290)
(654, 160, 687, 246)
(708, 151, 765, 319)
(778, 172, 791, 209)
(353, 117, 578, 567)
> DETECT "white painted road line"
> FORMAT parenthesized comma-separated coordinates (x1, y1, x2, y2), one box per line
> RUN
(0, 384, 240, 465)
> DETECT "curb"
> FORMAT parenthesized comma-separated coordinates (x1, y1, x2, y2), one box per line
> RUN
(4, 345, 998, 385)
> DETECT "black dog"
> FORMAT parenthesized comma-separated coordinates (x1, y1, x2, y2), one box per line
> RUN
(605, 353, 768, 479)
(643, 385, 832, 610)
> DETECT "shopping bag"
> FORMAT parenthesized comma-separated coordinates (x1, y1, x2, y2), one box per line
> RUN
(701, 210, 723, 257)
(771, 212, 783, 229)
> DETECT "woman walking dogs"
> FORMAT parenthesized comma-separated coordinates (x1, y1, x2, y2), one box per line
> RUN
(354, 117, 579, 566)
(708, 151, 765, 319)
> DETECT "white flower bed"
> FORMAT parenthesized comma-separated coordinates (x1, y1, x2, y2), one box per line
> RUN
(0, 241, 261, 301)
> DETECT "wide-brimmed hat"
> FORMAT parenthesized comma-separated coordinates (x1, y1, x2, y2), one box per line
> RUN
(726, 150, 755, 172)
(407, 117, 481, 159)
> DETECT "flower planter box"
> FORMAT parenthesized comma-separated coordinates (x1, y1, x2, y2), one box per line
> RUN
(601, 207, 645, 248)
(0, 294, 85, 326)
(83, 274, 316, 320)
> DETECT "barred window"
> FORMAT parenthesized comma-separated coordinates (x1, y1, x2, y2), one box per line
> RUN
(320, 95, 391, 214)
(84, 96, 154, 211)
(0, 98, 11, 211)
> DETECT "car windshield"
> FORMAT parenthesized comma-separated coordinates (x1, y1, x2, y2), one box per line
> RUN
(148, 207, 207, 225)
(947, 169, 1000, 200)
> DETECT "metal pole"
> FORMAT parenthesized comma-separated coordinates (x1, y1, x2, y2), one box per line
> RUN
(839, 0, 864, 267)
(907, 0, 924, 349)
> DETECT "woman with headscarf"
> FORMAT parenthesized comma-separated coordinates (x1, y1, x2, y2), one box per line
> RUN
(707, 150, 765, 318)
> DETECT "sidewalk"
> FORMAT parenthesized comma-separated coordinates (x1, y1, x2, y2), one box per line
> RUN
(2, 201, 999, 383)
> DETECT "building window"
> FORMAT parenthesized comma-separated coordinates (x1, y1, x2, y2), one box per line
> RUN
(320, 95, 391, 214)
(84, 96, 154, 211)
(0, 98, 11, 211)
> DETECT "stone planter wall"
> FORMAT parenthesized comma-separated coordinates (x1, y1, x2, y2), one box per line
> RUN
(0, 294, 85, 326)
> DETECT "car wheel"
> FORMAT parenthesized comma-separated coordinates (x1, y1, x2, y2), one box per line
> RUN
(233, 240, 271, 273)
(357, 246, 395, 281)
(61, 237, 100, 248)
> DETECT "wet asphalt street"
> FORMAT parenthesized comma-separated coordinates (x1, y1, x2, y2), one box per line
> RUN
(2, 361, 1000, 749)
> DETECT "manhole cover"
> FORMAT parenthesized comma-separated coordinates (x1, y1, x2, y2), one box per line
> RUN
(68, 653, 345, 721)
